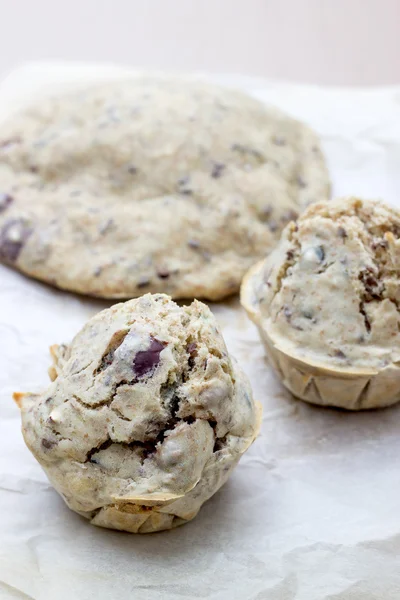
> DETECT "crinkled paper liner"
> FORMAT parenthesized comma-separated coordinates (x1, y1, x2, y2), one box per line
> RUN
(241, 261, 400, 410)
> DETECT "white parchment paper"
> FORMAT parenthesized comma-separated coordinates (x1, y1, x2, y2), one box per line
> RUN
(1, 63, 400, 600)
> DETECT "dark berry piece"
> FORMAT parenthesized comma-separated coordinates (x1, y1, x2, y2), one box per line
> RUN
(187, 341, 198, 369)
(0, 193, 13, 213)
(133, 337, 166, 379)
(42, 438, 56, 450)
(211, 162, 225, 178)
(0, 219, 32, 262)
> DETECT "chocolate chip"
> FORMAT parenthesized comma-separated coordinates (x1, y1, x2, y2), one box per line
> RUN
(315, 246, 325, 262)
(272, 135, 286, 146)
(133, 337, 166, 379)
(137, 276, 151, 288)
(338, 226, 347, 239)
(128, 165, 137, 175)
(358, 267, 383, 301)
(0, 219, 32, 262)
(334, 350, 346, 359)
(0, 194, 13, 213)
(98, 218, 114, 235)
(261, 205, 273, 220)
(157, 268, 170, 279)
(177, 176, 192, 195)
(29, 165, 39, 174)
(188, 239, 200, 249)
(0, 137, 22, 150)
(286, 249, 295, 261)
(41, 438, 56, 450)
(231, 143, 264, 162)
(187, 341, 198, 369)
(211, 162, 225, 178)
(302, 310, 314, 320)
(359, 302, 371, 333)
(297, 175, 307, 188)
(283, 305, 292, 322)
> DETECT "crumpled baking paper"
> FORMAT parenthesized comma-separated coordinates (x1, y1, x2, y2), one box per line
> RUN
(1, 63, 400, 600)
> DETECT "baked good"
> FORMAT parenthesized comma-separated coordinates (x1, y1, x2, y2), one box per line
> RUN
(14, 293, 261, 533)
(241, 197, 400, 409)
(0, 76, 330, 299)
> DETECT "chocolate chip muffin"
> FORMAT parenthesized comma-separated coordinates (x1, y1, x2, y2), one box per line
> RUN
(14, 294, 261, 533)
(0, 76, 329, 300)
(241, 197, 400, 409)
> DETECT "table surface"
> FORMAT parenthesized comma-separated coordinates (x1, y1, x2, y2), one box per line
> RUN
(1, 0, 400, 86)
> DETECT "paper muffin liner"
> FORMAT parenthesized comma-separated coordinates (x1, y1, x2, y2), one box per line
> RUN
(14, 392, 262, 534)
(241, 262, 400, 410)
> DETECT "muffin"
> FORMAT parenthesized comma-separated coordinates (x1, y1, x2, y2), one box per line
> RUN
(241, 197, 400, 409)
(14, 294, 261, 532)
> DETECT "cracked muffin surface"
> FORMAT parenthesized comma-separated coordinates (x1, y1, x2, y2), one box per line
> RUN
(241, 197, 400, 409)
(0, 76, 330, 300)
(15, 293, 261, 533)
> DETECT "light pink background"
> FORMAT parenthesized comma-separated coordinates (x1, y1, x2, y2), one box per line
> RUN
(1, 0, 399, 85)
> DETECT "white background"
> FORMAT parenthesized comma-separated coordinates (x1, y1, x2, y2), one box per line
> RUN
(0, 0, 400, 85)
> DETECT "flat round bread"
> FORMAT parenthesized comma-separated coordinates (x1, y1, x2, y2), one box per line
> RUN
(241, 197, 400, 409)
(0, 77, 330, 299)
